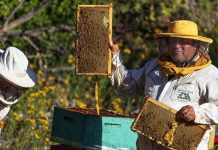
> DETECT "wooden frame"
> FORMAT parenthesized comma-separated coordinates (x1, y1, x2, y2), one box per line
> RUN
(131, 97, 208, 150)
(76, 4, 112, 76)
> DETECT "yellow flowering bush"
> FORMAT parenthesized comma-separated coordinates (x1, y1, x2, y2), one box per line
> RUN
(123, 48, 131, 55)
(111, 98, 123, 114)
(0, 121, 4, 128)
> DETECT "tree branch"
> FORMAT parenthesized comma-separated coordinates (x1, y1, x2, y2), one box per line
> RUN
(27, 54, 52, 59)
(24, 25, 75, 36)
(0, 0, 52, 33)
(5, 25, 75, 37)
(4, 0, 25, 27)
(46, 66, 75, 72)
(23, 36, 40, 51)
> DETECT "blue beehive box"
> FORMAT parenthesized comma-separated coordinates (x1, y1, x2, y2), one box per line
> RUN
(51, 107, 137, 149)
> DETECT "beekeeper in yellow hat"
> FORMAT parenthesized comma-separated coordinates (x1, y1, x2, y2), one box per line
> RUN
(109, 20, 217, 150)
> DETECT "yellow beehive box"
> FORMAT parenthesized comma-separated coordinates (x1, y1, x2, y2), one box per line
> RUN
(131, 97, 208, 150)
(76, 4, 112, 76)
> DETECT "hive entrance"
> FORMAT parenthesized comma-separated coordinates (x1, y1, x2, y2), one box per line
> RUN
(69, 107, 130, 117)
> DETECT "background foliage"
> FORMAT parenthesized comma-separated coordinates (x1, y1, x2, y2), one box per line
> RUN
(0, 0, 217, 149)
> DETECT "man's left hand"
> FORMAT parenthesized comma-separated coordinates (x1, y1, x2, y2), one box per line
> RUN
(176, 105, 195, 122)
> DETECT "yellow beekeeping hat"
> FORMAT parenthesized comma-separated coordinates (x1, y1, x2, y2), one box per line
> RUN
(155, 20, 213, 44)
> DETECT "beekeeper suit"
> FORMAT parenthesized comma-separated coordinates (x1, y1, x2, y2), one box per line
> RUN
(109, 20, 218, 150)
(0, 46, 37, 123)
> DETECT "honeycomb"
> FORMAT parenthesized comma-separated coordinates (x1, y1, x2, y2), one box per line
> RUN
(131, 97, 208, 150)
(76, 5, 112, 75)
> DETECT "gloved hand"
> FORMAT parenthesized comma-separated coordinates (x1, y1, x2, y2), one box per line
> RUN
(109, 41, 119, 55)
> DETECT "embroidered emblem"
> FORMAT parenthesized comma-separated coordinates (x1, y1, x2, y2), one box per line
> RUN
(176, 89, 191, 101)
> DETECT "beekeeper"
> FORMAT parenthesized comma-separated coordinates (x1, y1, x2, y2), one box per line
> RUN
(109, 20, 218, 150)
(0, 46, 37, 121)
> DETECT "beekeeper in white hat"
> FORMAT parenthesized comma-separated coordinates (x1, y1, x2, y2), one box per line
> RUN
(0, 46, 37, 120)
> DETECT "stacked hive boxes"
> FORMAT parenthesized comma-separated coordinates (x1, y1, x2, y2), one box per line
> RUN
(51, 107, 138, 149)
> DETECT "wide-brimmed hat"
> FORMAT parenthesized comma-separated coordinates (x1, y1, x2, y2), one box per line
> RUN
(0, 46, 37, 88)
(154, 20, 213, 44)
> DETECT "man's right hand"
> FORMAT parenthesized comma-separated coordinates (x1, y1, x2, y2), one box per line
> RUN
(176, 105, 195, 122)
(109, 41, 119, 55)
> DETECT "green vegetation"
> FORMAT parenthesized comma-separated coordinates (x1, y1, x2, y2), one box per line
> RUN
(0, 0, 217, 149)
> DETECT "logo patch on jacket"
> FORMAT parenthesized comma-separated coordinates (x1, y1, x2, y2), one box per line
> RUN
(176, 89, 191, 101)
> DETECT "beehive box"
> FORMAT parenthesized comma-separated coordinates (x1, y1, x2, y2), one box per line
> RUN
(131, 97, 208, 150)
(76, 4, 112, 75)
(51, 107, 137, 149)
(50, 144, 79, 150)
(216, 126, 218, 144)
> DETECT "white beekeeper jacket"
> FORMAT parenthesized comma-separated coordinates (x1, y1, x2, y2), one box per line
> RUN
(0, 86, 19, 121)
(111, 52, 218, 150)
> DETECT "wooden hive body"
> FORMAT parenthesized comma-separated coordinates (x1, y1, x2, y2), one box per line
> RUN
(51, 107, 138, 149)
(76, 5, 112, 76)
(131, 97, 208, 150)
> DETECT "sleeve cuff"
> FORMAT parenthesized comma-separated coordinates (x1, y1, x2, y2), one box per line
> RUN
(193, 106, 211, 124)
(112, 51, 123, 67)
